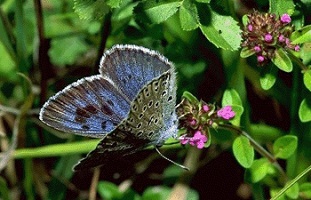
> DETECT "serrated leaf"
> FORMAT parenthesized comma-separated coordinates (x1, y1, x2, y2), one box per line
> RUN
(233, 136, 254, 168)
(248, 158, 270, 183)
(260, 64, 277, 90)
(134, 1, 181, 24)
(240, 47, 255, 58)
(300, 183, 311, 199)
(74, 0, 109, 20)
(106, 0, 123, 8)
(299, 98, 311, 122)
(199, 8, 242, 51)
(272, 48, 293, 72)
(291, 25, 311, 44)
(303, 69, 311, 92)
(269, 0, 295, 15)
(273, 135, 298, 159)
(179, 0, 199, 31)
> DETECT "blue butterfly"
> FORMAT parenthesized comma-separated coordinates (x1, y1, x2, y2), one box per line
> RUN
(39, 45, 178, 170)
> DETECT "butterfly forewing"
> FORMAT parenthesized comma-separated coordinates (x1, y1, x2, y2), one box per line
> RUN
(100, 45, 173, 100)
(39, 75, 130, 137)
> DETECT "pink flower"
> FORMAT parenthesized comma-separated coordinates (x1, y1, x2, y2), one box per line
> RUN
(294, 45, 300, 51)
(278, 35, 285, 42)
(189, 131, 207, 149)
(202, 104, 209, 112)
(264, 33, 273, 42)
(257, 55, 265, 63)
(180, 136, 189, 145)
(217, 106, 235, 120)
(189, 118, 197, 126)
(254, 46, 261, 53)
(179, 131, 208, 149)
(247, 24, 253, 32)
(281, 14, 291, 24)
(285, 38, 290, 45)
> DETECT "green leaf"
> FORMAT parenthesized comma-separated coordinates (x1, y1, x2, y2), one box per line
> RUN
(49, 36, 89, 66)
(291, 25, 311, 44)
(260, 64, 278, 90)
(98, 181, 122, 199)
(248, 158, 270, 183)
(273, 135, 298, 159)
(179, 0, 199, 31)
(0, 42, 16, 78)
(142, 186, 171, 200)
(199, 8, 242, 51)
(269, 0, 295, 15)
(222, 89, 244, 126)
(0, 177, 9, 200)
(272, 48, 293, 72)
(195, 0, 210, 3)
(299, 98, 311, 122)
(240, 47, 255, 58)
(232, 136, 254, 168)
(303, 69, 311, 92)
(106, 0, 123, 8)
(182, 91, 199, 104)
(135, 1, 181, 24)
(73, 0, 110, 20)
(300, 183, 311, 199)
(285, 182, 299, 199)
(222, 89, 242, 106)
(0, 12, 17, 63)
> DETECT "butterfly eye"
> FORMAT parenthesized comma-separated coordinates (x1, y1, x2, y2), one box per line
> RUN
(139, 113, 144, 119)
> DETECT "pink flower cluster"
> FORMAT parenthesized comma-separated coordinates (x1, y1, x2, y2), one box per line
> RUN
(180, 131, 207, 149)
(242, 11, 300, 65)
(217, 106, 235, 120)
(177, 97, 236, 149)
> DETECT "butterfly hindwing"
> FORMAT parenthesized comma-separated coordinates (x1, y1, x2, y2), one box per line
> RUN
(73, 128, 149, 170)
(39, 75, 130, 137)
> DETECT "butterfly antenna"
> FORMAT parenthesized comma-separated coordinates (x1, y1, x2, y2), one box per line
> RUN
(155, 147, 189, 171)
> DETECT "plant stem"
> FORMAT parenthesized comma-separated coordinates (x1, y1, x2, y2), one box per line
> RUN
(270, 163, 311, 200)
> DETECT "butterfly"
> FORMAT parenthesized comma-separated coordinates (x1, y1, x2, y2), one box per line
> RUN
(39, 44, 178, 170)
